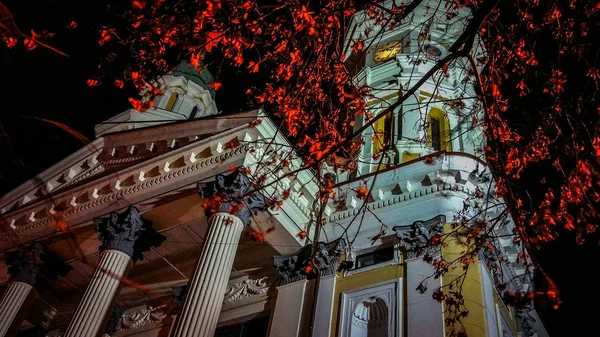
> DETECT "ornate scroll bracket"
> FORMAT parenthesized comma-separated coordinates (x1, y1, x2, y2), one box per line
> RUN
(392, 215, 445, 259)
(94, 206, 165, 261)
(197, 170, 266, 226)
(4, 241, 71, 289)
(273, 238, 346, 286)
(223, 277, 269, 304)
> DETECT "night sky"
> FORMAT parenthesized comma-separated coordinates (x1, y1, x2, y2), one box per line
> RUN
(1, 1, 598, 336)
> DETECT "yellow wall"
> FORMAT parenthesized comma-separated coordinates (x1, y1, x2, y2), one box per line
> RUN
(441, 222, 487, 337)
(330, 264, 404, 337)
(401, 152, 420, 162)
(440, 223, 517, 337)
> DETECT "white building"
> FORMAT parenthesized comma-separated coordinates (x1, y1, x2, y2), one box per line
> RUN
(0, 1, 548, 337)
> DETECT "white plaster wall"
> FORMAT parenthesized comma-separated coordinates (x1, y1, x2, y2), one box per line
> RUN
(406, 258, 444, 337)
(268, 280, 308, 337)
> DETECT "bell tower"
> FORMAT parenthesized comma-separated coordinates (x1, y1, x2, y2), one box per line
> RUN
(337, 2, 487, 179)
(94, 62, 219, 137)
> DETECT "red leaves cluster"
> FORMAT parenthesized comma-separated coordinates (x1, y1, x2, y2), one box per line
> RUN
(249, 231, 265, 242)
(297, 230, 307, 239)
(483, 0, 600, 249)
(355, 186, 369, 200)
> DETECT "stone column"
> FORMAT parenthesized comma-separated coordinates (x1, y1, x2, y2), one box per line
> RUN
(0, 241, 70, 337)
(0, 282, 36, 337)
(170, 170, 266, 337)
(64, 207, 165, 337)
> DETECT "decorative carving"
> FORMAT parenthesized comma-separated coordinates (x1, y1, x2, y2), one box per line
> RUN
(392, 215, 445, 259)
(223, 277, 269, 304)
(273, 238, 345, 285)
(172, 277, 269, 306)
(117, 305, 167, 331)
(4, 241, 71, 289)
(94, 206, 165, 261)
(197, 170, 266, 226)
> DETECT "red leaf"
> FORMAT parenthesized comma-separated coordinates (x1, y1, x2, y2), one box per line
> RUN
(23, 38, 36, 51)
(250, 231, 265, 242)
(355, 187, 369, 200)
(3, 37, 17, 48)
(132, 0, 146, 9)
(212, 82, 222, 90)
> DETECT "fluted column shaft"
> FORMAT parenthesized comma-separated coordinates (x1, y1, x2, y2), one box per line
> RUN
(171, 212, 244, 337)
(63, 249, 131, 337)
(0, 281, 37, 337)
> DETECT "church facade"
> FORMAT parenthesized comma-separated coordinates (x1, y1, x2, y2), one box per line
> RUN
(0, 1, 549, 337)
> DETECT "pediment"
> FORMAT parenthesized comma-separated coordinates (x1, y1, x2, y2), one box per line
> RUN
(0, 110, 259, 231)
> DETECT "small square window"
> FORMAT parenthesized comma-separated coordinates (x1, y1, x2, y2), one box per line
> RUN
(356, 246, 395, 269)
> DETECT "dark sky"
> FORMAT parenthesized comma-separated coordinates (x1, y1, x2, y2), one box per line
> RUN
(1, 1, 598, 336)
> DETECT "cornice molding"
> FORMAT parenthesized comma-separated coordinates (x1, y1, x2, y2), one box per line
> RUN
(328, 182, 475, 224)
(0, 138, 250, 239)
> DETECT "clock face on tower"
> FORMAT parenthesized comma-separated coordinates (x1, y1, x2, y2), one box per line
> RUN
(373, 40, 403, 65)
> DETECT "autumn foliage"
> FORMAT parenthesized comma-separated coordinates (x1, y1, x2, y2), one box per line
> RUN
(2, 0, 600, 334)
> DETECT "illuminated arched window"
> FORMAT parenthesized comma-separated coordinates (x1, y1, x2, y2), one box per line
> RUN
(372, 111, 394, 161)
(428, 107, 451, 152)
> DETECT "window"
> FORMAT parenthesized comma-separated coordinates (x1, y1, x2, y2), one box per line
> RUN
(427, 107, 452, 152)
(164, 92, 179, 111)
(189, 106, 199, 119)
(372, 111, 394, 168)
(430, 117, 441, 151)
(214, 315, 269, 337)
(356, 246, 395, 269)
(373, 40, 403, 65)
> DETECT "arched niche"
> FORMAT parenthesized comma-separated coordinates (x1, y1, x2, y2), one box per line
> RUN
(338, 279, 401, 337)
(351, 297, 390, 337)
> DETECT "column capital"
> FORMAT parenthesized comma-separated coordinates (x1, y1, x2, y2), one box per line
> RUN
(94, 206, 165, 262)
(273, 238, 345, 286)
(4, 241, 71, 289)
(392, 214, 445, 259)
(197, 170, 266, 226)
